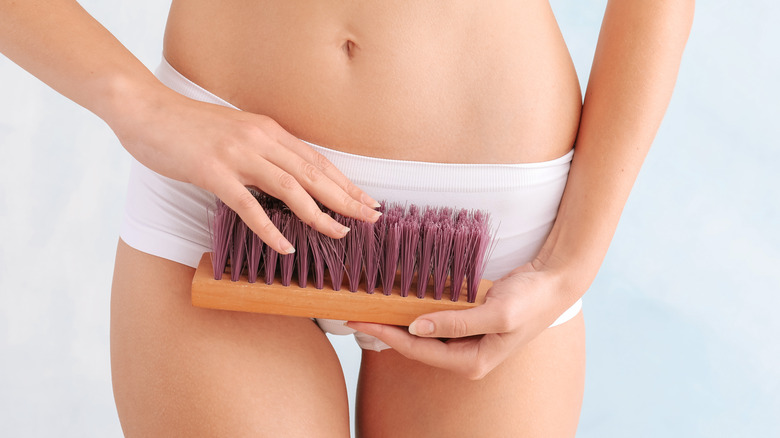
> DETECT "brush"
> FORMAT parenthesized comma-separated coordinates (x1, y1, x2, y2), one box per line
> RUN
(191, 192, 496, 326)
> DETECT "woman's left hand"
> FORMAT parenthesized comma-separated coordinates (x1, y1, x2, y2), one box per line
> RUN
(346, 262, 578, 380)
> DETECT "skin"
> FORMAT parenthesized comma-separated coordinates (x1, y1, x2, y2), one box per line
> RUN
(0, 0, 694, 436)
(111, 239, 351, 437)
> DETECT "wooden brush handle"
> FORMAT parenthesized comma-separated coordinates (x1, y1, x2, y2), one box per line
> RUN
(191, 253, 491, 326)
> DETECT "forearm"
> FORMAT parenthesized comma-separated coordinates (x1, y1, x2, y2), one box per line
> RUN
(0, 0, 165, 125)
(537, 0, 695, 299)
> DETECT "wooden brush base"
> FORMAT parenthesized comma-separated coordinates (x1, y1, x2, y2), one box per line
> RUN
(191, 253, 491, 326)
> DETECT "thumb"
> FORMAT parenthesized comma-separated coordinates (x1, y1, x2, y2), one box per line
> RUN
(408, 302, 498, 339)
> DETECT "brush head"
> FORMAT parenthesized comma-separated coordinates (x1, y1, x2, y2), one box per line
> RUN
(208, 193, 495, 304)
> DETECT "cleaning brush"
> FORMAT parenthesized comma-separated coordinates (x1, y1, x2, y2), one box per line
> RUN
(191, 192, 496, 326)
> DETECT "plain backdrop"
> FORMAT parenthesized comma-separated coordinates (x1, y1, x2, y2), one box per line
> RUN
(1, 1, 778, 436)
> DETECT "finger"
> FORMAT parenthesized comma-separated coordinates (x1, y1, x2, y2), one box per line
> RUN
(210, 176, 294, 254)
(272, 129, 381, 208)
(347, 322, 508, 380)
(407, 297, 510, 339)
(238, 155, 352, 240)
(259, 143, 382, 223)
(347, 322, 473, 368)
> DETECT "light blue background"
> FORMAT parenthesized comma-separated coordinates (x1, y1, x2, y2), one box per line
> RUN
(1, 1, 777, 436)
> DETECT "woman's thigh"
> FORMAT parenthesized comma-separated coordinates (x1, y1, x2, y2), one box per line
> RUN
(356, 312, 586, 438)
(110, 239, 350, 437)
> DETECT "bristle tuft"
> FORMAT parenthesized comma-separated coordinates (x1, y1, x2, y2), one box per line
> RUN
(209, 200, 236, 280)
(450, 221, 470, 302)
(230, 221, 248, 281)
(416, 208, 437, 299)
(344, 217, 364, 292)
(466, 212, 494, 303)
(319, 227, 346, 291)
(264, 209, 282, 285)
(362, 220, 380, 294)
(295, 220, 310, 288)
(380, 205, 403, 295)
(308, 227, 325, 289)
(399, 214, 421, 297)
(246, 229, 262, 283)
(279, 210, 297, 286)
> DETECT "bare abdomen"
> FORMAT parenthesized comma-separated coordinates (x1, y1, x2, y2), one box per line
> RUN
(163, 0, 581, 164)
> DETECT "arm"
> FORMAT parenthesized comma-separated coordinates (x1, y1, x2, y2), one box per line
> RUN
(348, 0, 695, 379)
(0, 0, 380, 251)
(539, 0, 696, 292)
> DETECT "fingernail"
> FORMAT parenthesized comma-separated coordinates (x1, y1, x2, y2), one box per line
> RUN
(408, 319, 434, 336)
(332, 222, 350, 236)
(279, 238, 295, 254)
(362, 205, 383, 221)
(362, 193, 381, 209)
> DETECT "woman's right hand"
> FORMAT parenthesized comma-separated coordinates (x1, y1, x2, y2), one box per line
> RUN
(1, 0, 378, 252)
(108, 83, 381, 253)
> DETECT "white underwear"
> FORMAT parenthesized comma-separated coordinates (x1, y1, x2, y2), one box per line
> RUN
(120, 58, 583, 351)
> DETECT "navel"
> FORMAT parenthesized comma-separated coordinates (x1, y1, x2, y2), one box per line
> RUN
(342, 39, 358, 60)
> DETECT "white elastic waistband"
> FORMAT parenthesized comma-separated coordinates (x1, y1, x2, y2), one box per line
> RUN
(305, 144, 573, 192)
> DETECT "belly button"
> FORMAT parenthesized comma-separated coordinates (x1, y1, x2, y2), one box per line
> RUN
(342, 39, 358, 59)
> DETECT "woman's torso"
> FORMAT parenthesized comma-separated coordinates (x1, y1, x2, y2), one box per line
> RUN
(163, 0, 581, 164)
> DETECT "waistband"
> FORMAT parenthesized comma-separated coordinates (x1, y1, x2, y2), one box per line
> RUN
(155, 58, 574, 193)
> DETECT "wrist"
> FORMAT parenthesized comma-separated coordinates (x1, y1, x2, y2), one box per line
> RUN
(530, 251, 598, 306)
(91, 68, 172, 133)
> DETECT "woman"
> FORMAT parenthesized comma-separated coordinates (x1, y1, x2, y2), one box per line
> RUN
(0, 0, 693, 436)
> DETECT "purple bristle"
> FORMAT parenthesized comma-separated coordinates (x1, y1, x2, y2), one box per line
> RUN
(450, 221, 471, 302)
(380, 205, 403, 295)
(230, 221, 248, 281)
(319, 234, 345, 291)
(399, 214, 421, 298)
(432, 218, 454, 300)
(417, 217, 437, 299)
(279, 211, 297, 286)
(361, 205, 385, 294)
(323, 213, 347, 290)
(264, 209, 282, 285)
(344, 217, 364, 292)
(466, 213, 494, 303)
(296, 220, 310, 288)
(308, 227, 325, 289)
(246, 229, 262, 283)
(357, 222, 379, 294)
(210, 200, 236, 280)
